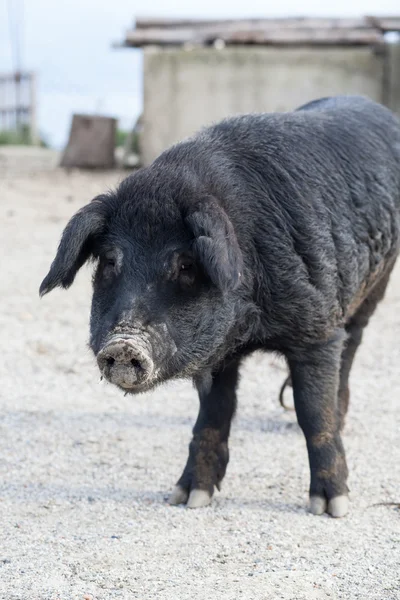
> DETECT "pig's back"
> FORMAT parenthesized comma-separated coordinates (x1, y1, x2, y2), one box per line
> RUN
(200, 96, 400, 328)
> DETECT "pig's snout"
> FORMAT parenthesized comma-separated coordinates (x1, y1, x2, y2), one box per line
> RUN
(97, 338, 154, 390)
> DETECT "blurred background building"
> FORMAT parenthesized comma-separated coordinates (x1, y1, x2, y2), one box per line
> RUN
(120, 16, 400, 164)
(0, 1, 399, 168)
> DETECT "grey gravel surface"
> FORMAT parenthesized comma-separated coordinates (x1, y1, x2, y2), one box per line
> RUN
(0, 170, 399, 600)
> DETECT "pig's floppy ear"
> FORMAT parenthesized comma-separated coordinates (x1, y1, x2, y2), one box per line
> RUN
(39, 196, 108, 296)
(185, 199, 243, 292)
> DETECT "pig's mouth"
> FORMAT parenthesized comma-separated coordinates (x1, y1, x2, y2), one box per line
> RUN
(96, 333, 158, 393)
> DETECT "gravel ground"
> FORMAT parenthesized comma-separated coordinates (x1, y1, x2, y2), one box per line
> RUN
(0, 169, 399, 600)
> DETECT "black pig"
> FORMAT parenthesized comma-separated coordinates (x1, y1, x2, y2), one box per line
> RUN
(40, 96, 400, 517)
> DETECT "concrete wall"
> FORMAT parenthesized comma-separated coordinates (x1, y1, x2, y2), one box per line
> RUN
(142, 46, 385, 165)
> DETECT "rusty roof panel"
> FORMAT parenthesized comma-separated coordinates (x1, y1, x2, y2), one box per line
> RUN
(120, 15, 399, 48)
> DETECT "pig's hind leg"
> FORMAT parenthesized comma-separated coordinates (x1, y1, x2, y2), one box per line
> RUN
(288, 332, 350, 517)
(168, 357, 240, 508)
(280, 264, 395, 424)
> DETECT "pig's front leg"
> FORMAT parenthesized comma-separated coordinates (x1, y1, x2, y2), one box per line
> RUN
(288, 332, 349, 517)
(168, 358, 240, 508)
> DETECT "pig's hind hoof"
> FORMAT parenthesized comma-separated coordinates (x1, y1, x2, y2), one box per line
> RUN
(168, 486, 212, 509)
(309, 494, 349, 517)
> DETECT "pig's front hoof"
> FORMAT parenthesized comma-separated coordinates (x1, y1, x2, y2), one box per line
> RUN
(309, 494, 349, 517)
(168, 485, 189, 506)
(187, 489, 212, 509)
(170, 431, 228, 509)
(309, 496, 327, 515)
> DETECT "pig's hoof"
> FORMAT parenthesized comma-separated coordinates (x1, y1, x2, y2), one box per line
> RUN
(328, 495, 349, 518)
(309, 494, 349, 517)
(187, 489, 212, 509)
(309, 496, 327, 515)
(168, 485, 189, 506)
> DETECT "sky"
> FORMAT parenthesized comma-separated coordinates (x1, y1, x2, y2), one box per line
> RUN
(0, 0, 399, 148)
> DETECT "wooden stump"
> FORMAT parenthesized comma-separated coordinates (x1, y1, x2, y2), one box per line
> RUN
(60, 114, 117, 168)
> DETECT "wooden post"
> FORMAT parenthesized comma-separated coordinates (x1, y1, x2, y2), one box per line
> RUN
(60, 114, 117, 168)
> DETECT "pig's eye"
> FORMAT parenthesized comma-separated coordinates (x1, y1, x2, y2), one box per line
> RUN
(100, 255, 118, 277)
(179, 257, 195, 275)
(180, 261, 193, 272)
(177, 257, 197, 285)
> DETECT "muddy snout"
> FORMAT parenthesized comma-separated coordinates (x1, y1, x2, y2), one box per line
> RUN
(97, 337, 154, 390)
